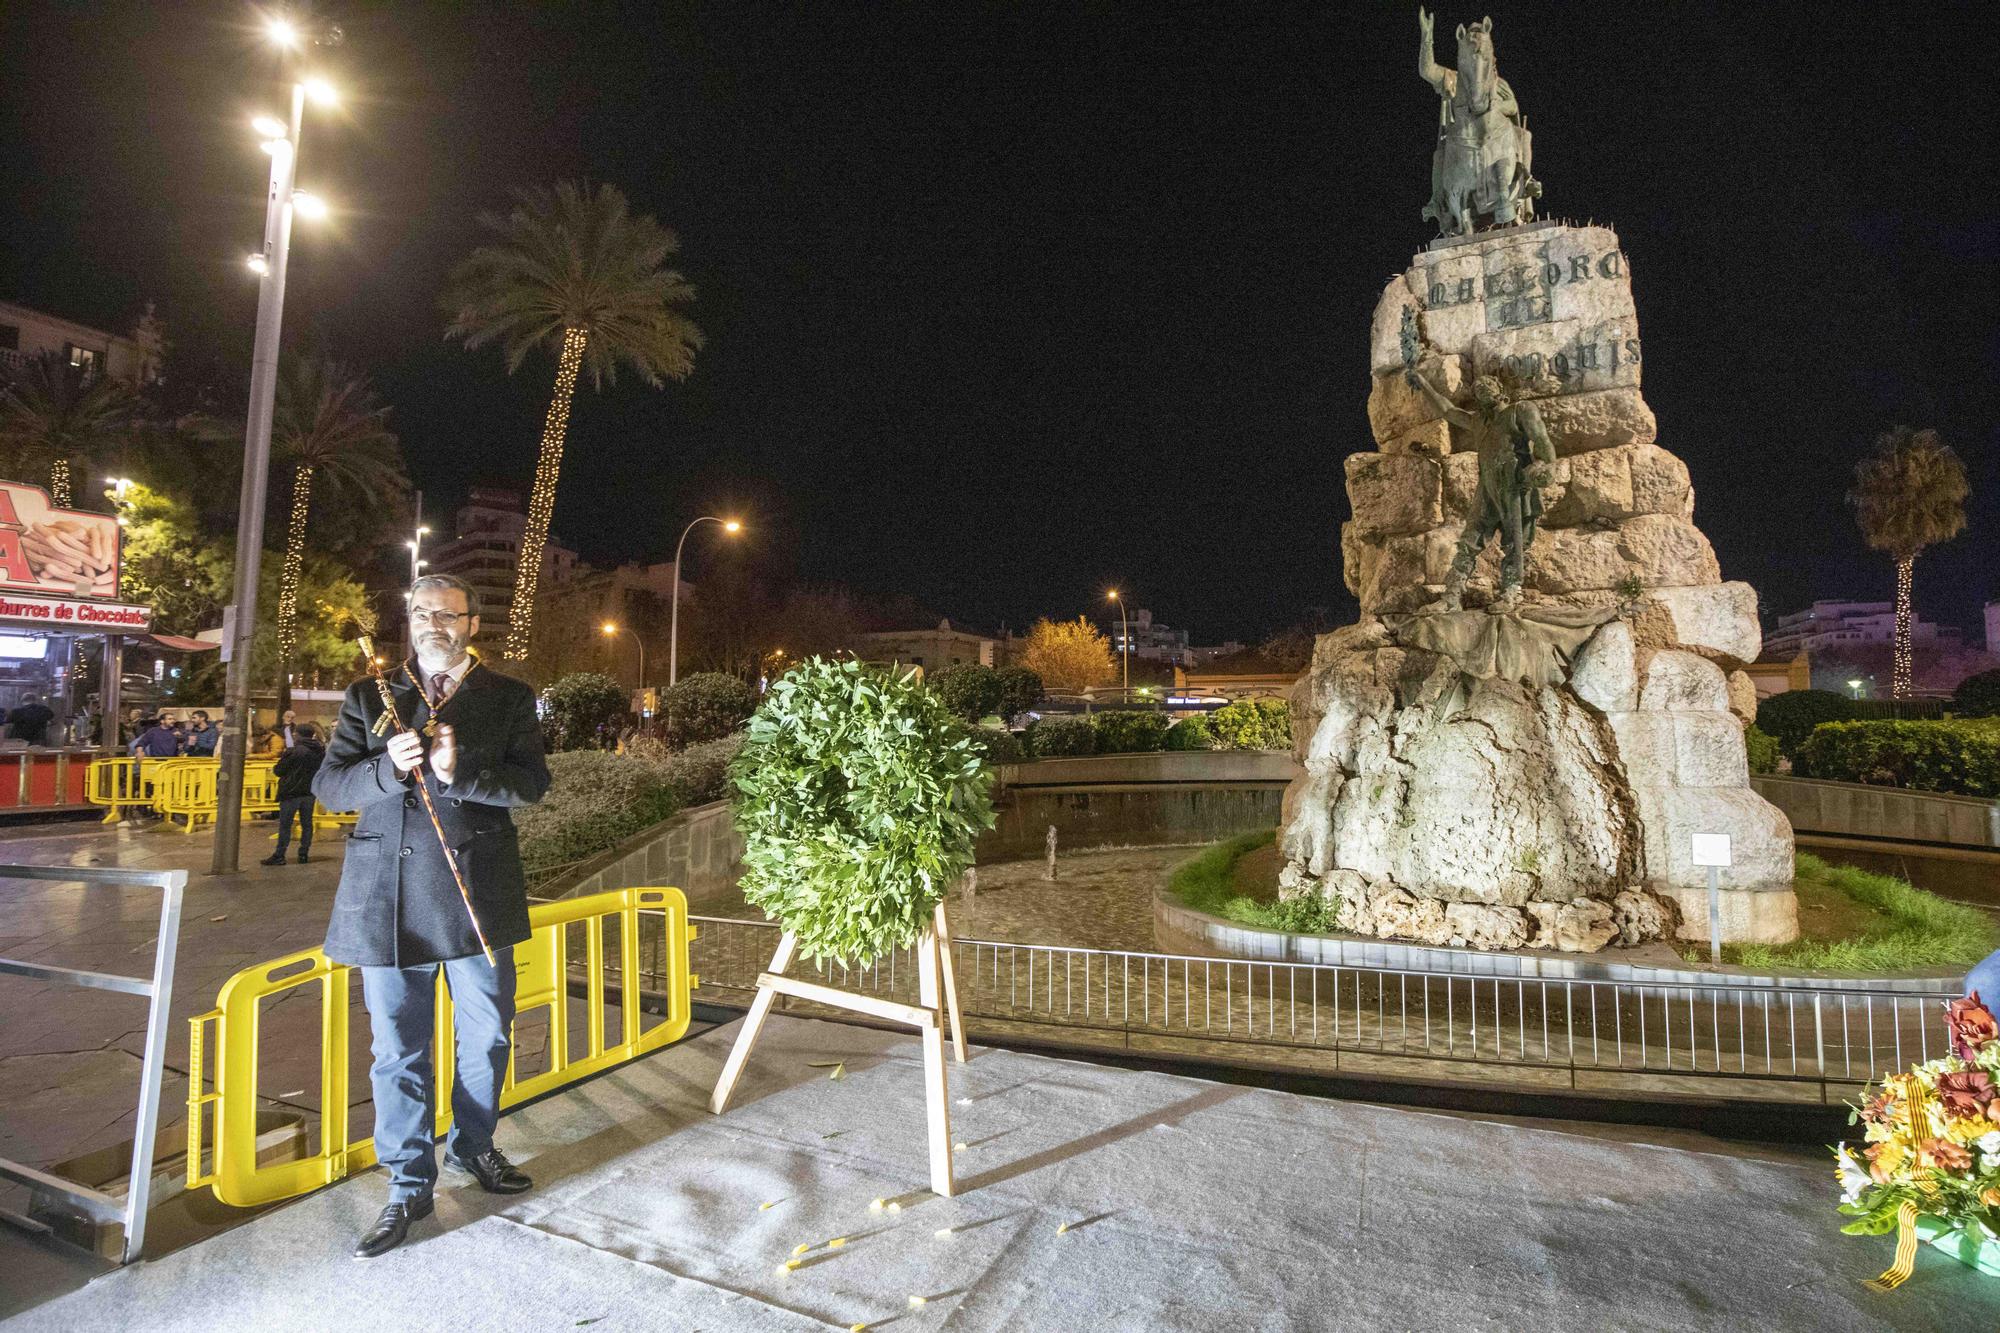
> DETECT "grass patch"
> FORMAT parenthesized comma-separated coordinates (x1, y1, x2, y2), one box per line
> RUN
(1167, 830, 1339, 934)
(1682, 853, 2000, 974)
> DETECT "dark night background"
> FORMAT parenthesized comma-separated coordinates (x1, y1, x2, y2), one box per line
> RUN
(2, 1, 1995, 643)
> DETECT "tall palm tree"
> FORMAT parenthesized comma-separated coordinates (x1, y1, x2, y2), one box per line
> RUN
(0, 351, 137, 506)
(1848, 426, 1969, 698)
(441, 181, 703, 660)
(271, 356, 407, 708)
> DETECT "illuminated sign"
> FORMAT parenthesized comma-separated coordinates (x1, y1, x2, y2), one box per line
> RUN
(0, 480, 122, 600)
(0, 591, 151, 632)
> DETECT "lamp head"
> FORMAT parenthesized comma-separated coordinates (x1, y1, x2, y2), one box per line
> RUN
(722, 519, 742, 533)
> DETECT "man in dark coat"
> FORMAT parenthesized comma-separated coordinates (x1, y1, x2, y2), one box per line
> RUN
(262, 722, 324, 865)
(314, 573, 551, 1259)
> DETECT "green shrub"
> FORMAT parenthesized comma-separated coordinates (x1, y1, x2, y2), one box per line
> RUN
(1166, 831, 1341, 934)
(1954, 668, 2000, 719)
(731, 657, 995, 963)
(930, 663, 1004, 722)
(1713, 853, 2000, 973)
(1755, 689, 1859, 757)
(1793, 719, 2000, 798)
(1745, 724, 1780, 774)
(1092, 710, 1169, 754)
(1164, 715, 1214, 751)
(994, 666, 1045, 721)
(1026, 715, 1097, 757)
(968, 725, 1024, 764)
(540, 672, 629, 752)
(1208, 698, 1292, 751)
(515, 736, 741, 883)
(661, 671, 755, 747)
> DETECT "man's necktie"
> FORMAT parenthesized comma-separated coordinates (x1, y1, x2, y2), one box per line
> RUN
(430, 673, 452, 706)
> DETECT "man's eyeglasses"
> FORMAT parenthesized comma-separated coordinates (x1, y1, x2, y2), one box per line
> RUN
(409, 609, 470, 629)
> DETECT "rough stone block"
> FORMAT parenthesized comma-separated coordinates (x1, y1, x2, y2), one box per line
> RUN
(1366, 356, 1466, 442)
(1638, 650, 1730, 713)
(1340, 520, 1365, 597)
(1408, 225, 1635, 358)
(1669, 710, 1749, 787)
(1631, 784, 1797, 895)
(1445, 903, 1530, 950)
(1571, 620, 1638, 711)
(1369, 273, 1416, 373)
(1645, 582, 1762, 667)
(1617, 513, 1720, 588)
(1438, 453, 1480, 522)
(1542, 447, 1636, 528)
(1657, 884, 1800, 946)
(1472, 317, 1641, 398)
(1628, 443, 1691, 515)
(1380, 419, 1454, 457)
(1345, 453, 1442, 538)
(1534, 388, 1657, 454)
(1525, 527, 1626, 594)
(1606, 710, 1675, 788)
(1726, 670, 1758, 728)
(1612, 888, 1678, 946)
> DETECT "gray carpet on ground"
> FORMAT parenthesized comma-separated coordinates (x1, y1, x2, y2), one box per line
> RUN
(12, 1014, 1996, 1331)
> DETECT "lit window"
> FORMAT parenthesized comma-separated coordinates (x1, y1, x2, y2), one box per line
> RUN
(67, 344, 99, 375)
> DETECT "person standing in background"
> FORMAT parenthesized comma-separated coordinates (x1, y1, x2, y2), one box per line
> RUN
(263, 723, 325, 865)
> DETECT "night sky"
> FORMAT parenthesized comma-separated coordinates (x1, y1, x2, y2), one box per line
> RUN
(3, 2, 1995, 644)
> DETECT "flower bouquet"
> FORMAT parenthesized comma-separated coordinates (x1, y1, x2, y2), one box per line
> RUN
(1836, 992, 2000, 1288)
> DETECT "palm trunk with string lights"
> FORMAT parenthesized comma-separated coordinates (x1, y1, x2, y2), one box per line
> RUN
(274, 464, 313, 713)
(503, 326, 587, 661)
(1893, 554, 1914, 699)
(49, 459, 71, 509)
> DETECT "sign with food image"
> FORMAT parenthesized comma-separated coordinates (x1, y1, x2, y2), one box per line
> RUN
(0, 480, 120, 599)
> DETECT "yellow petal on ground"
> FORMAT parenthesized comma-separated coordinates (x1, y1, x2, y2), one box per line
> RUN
(869, 1197, 886, 1211)
(760, 1201, 778, 1211)
(774, 1265, 791, 1277)
(793, 1243, 810, 1256)
(828, 1236, 848, 1248)
(785, 1259, 802, 1270)
(850, 1325, 866, 1332)
(952, 1142, 966, 1152)
(1056, 1222, 1069, 1235)
(907, 1295, 928, 1307)
(934, 1227, 953, 1238)
(887, 1201, 902, 1212)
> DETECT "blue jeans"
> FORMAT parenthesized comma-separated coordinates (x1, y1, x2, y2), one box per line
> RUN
(1966, 948, 2000, 1005)
(360, 948, 516, 1202)
(274, 796, 314, 856)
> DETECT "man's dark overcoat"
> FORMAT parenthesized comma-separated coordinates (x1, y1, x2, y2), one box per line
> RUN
(315, 660, 550, 967)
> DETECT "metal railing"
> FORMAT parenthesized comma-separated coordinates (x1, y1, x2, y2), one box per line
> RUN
(0, 864, 189, 1263)
(678, 915, 1946, 1098)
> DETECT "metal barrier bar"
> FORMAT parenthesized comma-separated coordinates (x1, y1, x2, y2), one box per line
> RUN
(0, 863, 188, 1264)
(677, 915, 1946, 1095)
(187, 886, 696, 1209)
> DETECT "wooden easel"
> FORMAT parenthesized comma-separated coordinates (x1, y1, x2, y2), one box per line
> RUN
(710, 901, 969, 1195)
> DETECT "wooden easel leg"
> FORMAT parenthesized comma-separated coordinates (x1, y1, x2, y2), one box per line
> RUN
(933, 902, 967, 1064)
(915, 929, 955, 1196)
(709, 931, 799, 1115)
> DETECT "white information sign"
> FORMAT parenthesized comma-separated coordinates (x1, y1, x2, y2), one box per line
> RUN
(1690, 833, 1732, 868)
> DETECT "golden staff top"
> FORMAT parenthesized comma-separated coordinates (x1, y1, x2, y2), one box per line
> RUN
(357, 634, 496, 966)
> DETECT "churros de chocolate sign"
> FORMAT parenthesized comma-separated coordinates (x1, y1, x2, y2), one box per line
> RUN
(0, 480, 121, 600)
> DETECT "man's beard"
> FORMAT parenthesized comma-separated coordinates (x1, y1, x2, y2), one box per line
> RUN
(415, 635, 467, 672)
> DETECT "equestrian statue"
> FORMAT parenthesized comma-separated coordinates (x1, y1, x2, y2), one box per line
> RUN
(1417, 8, 1541, 236)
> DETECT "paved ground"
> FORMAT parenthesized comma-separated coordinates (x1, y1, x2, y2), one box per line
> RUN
(0, 817, 355, 1187)
(8, 1014, 1992, 1331)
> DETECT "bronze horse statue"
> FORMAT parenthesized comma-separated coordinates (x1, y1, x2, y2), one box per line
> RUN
(1418, 9, 1541, 236)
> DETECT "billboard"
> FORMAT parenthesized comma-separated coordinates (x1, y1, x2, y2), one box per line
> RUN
(0, 480, 121, 600)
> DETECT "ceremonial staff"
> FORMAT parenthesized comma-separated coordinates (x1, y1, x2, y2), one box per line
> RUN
(357, 634, 495, 966)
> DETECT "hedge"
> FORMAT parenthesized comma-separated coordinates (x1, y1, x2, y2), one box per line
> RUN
(1956, 669, 2000, 719)
(1026, 716, 1096, 757)
(1164, 715, 1214, 751)
(969, 725, 1025, 764)
(660, 672, 756, 747)
(516, 737, 742, 883)
(1745, 724, 1779, 775)
(1092, 710, 1169, 754)
(1793, 719, 2000, 798)
(1209, 698, 1292, 751)
(1754, 689, 1858, 758)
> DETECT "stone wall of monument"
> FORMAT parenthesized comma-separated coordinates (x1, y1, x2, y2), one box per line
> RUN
(1279, 222, 1798, 951)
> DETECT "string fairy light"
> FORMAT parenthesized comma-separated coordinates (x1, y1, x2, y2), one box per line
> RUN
(275, 465, 313, 675)
(1892, 556, 1914, 699)
(504, 326, 587, 660)
(50, 458, 72, 508)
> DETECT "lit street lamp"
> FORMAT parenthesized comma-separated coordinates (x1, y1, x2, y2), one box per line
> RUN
(602, 621, 645, 692)
(1106, 588, 1130, 699)
(213, 19, 340, 874)
(668, 515, 742, 687)
(1848, 678, 1866, 700)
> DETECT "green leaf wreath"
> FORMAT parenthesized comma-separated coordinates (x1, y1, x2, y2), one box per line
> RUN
(730, 657, 997, 964)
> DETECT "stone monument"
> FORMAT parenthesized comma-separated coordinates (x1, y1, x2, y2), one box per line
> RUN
(1276, 19, 1797, 953)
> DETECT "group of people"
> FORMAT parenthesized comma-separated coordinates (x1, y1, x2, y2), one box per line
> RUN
(125, 708, 221, 757)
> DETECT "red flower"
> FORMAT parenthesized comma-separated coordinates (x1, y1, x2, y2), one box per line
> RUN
(1925, 1138, 1974, 1173)
(1947, 993, 1999, 1060)
(1860, 1090, 1898, 1126)
(1938, 1070, 1997, 1119)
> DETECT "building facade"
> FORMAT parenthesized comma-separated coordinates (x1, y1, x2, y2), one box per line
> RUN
(1100, 607, 1191, 664)
(425, 487, 580, 653)
(0, 300, 161, 384)
(855, 620, 997, 677)
(1761, 600, 1964, 659)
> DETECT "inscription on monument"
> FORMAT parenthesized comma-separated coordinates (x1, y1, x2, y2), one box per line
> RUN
(1422, 246, 1627, 330)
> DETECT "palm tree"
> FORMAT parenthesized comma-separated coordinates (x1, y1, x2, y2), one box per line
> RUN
(441, 181, 703, 660)
(271, 356, 407, 708)
(0, 351, 137, 507)
(1848, 426, 1969, 698)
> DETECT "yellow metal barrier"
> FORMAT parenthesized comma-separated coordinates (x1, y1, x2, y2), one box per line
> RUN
(147, 758, 279, 832)
(85, 756, 154, 822)
(186, 886, 695, 1208)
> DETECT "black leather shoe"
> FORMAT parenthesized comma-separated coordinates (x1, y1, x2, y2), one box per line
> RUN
(297, 851, 311, 864)
(353, 1194, 433, 1260)
(259, 853, 286, 867)
(443, 1147, 532, 1195)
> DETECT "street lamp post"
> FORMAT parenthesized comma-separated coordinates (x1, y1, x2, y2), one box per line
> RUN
(212, 35, 336, 874)
(1107, 588, 1129, 699)
(602, 621, 644, 691)
(668, 516, 742, 687)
